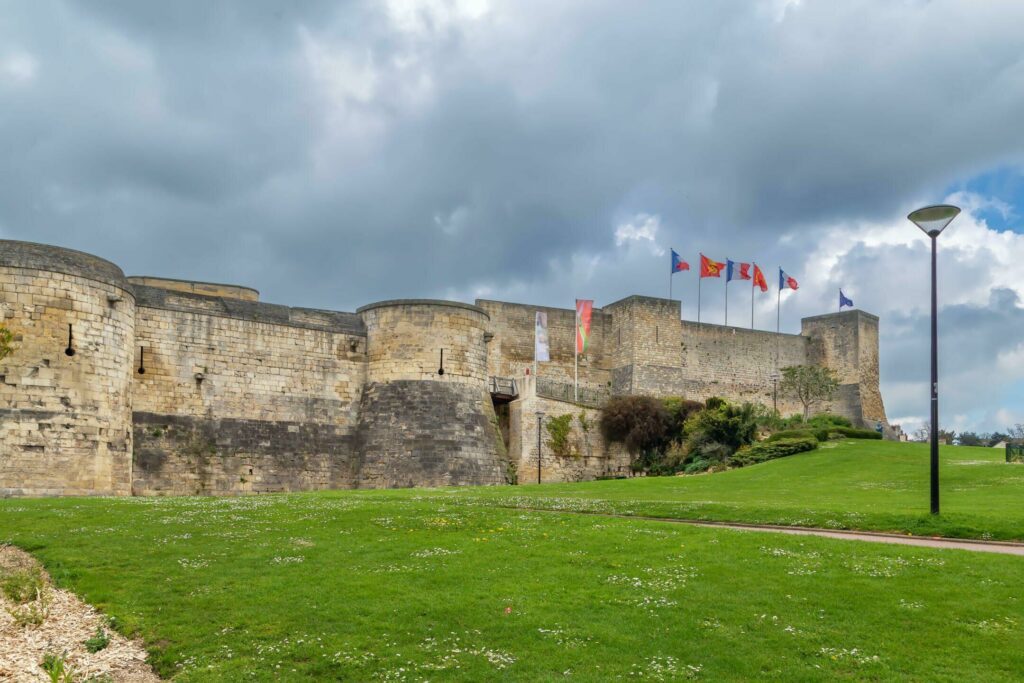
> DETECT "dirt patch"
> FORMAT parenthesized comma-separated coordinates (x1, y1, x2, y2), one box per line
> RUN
(0, 544, 161, 682)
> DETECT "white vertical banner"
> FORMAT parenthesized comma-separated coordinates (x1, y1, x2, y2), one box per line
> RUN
(534, 311, 550, 362)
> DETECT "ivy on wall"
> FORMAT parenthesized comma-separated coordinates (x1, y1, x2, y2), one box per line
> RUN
(545, 414, 578, 458)
(0, 326, 13, 361)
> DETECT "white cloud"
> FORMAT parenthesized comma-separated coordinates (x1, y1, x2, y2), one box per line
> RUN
(614, 214, 665, 256)
(1, 51, 37, 84)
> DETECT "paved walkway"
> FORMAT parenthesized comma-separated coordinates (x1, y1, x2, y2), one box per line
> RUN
(523, 508, 1024, 556)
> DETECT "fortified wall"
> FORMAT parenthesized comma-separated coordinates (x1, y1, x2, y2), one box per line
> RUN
(0, 240, 888, 495)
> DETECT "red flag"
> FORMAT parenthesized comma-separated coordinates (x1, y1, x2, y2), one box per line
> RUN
(700, 254, 725, 278)
(575, 300, 593, 354)
(752, 264, 768, 292)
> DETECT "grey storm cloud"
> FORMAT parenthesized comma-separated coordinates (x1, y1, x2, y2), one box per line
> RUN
(3, 0, 1024, 309)
(2, 0, 1024, 430)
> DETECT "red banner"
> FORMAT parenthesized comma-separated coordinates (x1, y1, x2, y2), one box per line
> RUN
(576, 300, 593, 354)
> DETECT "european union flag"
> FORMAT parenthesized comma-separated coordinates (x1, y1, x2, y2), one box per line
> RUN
(840, 290, 854, 309)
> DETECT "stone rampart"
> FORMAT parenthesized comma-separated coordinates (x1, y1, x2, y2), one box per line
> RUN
(0, 239, 890, 495)
(802, 310, 887, 426)
(354, 300, 507, 488)
(0, 241, 136, 496)
(508, 377, 630, 483)
(128, 285, 366, 495)
(126, 276, 259, 302)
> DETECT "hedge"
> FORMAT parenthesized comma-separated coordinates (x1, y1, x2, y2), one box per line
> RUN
(765, 428, 829, 443)
(729, 436, 819, 467)
(767, 426, 882, 442)
(832, 426, 883, 440)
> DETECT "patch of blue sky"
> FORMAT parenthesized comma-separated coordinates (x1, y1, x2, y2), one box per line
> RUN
(946, 166, 1024, 233)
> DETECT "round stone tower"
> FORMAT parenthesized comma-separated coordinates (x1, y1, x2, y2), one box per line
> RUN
(354, 300, 506, 488)
(0, 240, 136, 496)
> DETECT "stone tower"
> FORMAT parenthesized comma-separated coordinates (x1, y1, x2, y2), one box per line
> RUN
(0, 242, 136, 496)
(353, 300, 507, 487)
(802, 310, 888, 427)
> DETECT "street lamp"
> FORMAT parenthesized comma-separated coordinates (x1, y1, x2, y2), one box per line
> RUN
(769, 370, 780, 416)
(535, 411, 545, 484)
(907, 204, 960, 515)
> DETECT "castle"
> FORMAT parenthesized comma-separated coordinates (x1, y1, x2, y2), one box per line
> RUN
(0, 240, 889, 496)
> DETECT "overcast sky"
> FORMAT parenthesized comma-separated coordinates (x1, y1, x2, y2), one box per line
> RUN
(2, 0, 1023, 434)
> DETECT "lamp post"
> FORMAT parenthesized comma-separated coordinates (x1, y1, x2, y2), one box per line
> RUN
(770, 370, 780, 416)
(907, 204, 960, 515)
(535, 411, 545, 484)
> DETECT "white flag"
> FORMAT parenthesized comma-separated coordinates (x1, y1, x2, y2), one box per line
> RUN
(534, 311, 550, 362)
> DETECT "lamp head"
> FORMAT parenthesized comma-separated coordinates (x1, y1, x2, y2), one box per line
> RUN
(908, 204, 960, 237)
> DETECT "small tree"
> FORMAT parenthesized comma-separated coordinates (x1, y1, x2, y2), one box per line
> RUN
(0, 326, 13, 362)
(599, 395, 671, 460)
(1008, 424, 1024, 443)
(779, 365, 839, 419)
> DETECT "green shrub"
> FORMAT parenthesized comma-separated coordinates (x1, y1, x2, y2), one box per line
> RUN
(661, 397, 705, 440)
(545, 414, 577, 457)
(832, 426, 883, 440)
(684, 458, 710, 474)
(84, 626, 111, 653)
(807, 413, 853, 429)
(1, 567, 45, 604)
(41, 653, 74, 683)
(683, 400, 758, 463)
(600, 396, 671, 455)
(704, 396, 728, 411)
(765, 429, 818, 443)
(729, 437, 819, 467)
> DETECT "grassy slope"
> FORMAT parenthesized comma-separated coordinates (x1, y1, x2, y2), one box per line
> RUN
(1, 440, 1022, 680)
(454, 440, 1024, 540)
(1, 492, 1023, 682)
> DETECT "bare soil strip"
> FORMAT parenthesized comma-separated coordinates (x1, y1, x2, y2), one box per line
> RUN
(0, 545, 161, 682)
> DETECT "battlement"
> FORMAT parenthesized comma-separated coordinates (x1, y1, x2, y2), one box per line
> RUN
(0, 240, 888, 496)
(127, 276, 260, 302)
(0, 239, 130, 290)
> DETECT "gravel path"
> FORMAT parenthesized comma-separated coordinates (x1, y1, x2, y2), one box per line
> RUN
(521, 508, 1024, 555)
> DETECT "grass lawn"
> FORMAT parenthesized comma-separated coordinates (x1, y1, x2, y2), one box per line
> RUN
(1, 440, 1022, 681)
(455, 440, 1024, 541)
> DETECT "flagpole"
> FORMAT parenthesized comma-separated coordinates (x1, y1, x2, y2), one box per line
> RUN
(534, 315, 539, 381)
(574, 301, 579, 403)
(669, 248, 673, 302)
(724, 260, 729, 327)
(751, 263, 755, 330)
(776, 268, 782, 366)
(697, 254, 702, 325)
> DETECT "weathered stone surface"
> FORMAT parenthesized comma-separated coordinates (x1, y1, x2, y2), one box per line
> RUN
(354, 381, 506, 488)
(0, 242, 136, 497)
(132, 412, 355, 495)
(0, 239, 889, 497)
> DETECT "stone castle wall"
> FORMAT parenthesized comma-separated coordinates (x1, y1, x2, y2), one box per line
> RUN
(508, 377, 630, 483)
(0, 239, 888, 497)
(0, 244, 136, 496)
(354, 301, 506, 488)
(129, 285, 367, 495)
(802, 311, 887, 425)
(475, 296, 856, 420)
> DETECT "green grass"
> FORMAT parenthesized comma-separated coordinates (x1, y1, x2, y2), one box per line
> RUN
(0, 440, 1022, 680)
(458, 440, 1024, 541)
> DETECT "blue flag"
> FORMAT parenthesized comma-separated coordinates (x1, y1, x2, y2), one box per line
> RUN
(840, 290, 854, 309)
(671, 249, 689, 273)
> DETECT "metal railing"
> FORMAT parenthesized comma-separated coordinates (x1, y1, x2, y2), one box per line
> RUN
(536, 377, 610, 408)
(488, 376, 518, 398)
